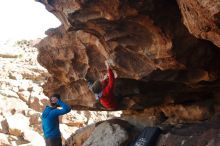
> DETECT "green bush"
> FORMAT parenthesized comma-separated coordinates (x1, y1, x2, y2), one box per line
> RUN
(14, 39, 32, 48)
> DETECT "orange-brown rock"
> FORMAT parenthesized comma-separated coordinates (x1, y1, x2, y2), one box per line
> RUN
(34, 1, 220, 144)
(36, 0, 182, 109)
(177, 0, 220, 47)
(36, 0, 220, 116)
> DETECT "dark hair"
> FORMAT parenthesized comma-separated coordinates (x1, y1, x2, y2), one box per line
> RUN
(50, 93, 61, 99)
(50, 93, 61, 107)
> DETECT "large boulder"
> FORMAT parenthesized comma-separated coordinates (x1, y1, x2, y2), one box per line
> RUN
(82, 122, 129, 146)
(65, 119, 138, 146)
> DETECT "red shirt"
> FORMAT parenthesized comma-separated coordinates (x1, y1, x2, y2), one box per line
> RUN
(99, 68, 118, 109)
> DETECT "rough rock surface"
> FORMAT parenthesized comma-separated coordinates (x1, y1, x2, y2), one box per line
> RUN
(35, 0, 220, 145)
(0, 41, 49, 145)
(65, 119, 138, 146)
(33, 7, 220, 144)
(1, 0, 220, 145)
(177, 0, 220, 47)
(65, 114, 220, 146)
(83, 122, 128, 146)
(36, 0, 220, 113)
(156, 114, 220, 146)
(0, 41, 121, 145)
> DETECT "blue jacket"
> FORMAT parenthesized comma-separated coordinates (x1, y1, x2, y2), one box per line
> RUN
(42, 99, 71, 139)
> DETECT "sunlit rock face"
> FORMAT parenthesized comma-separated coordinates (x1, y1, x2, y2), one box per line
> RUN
(36, 0, 220, 118)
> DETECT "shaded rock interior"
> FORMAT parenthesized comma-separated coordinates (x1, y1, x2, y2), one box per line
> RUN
(36, 0, 220, 129)
(65, 116, 220, 146)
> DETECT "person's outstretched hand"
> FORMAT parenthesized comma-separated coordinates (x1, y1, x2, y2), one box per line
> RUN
(51, 96, 58, 104)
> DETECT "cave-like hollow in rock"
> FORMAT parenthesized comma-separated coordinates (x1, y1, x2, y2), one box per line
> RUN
(35, 0, 220, 142)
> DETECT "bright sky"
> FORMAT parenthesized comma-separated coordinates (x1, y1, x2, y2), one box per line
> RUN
(0, 0, 61, 44)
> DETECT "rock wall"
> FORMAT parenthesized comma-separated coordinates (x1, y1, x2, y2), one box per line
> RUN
(156, 113, 220, 146)
(65, 119, 138, 146)
(65, 114, 220, 146)
(0, 40, 49, 145)
(177, 0, 220, 47)
(36, 0, 220, 112)
(35, 1, 220, 145)
(0, 41, 121, 145)
(0, 0, 215, 145)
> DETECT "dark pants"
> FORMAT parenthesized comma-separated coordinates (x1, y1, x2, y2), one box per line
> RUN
(45, 137, 62, 146)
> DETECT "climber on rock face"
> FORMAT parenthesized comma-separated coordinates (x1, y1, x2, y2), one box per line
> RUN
(41, 93, 71, 146)
(91, 61, 119, 110)
(90, 61, 206, 110)
(90, 60, 149, 110)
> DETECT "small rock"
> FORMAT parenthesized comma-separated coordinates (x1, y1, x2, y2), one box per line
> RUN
(0, 133, 10, 146)
(0, 89, 19, 98)
(0, 115, 9, 134)
(17, 91, 30, 103)
(8, 72, 23, 80)
(6, 113, 30, 136)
